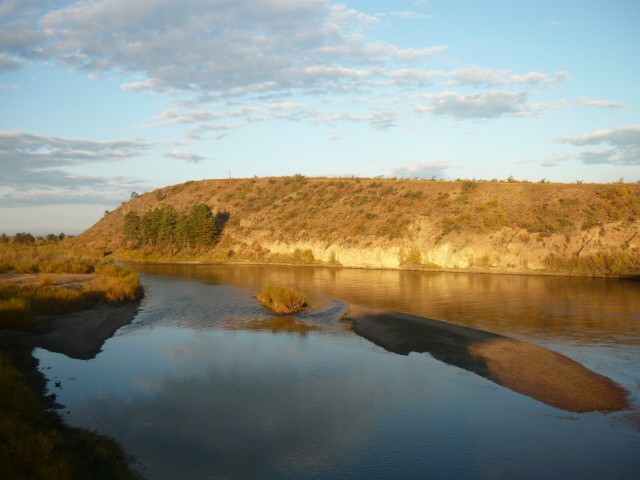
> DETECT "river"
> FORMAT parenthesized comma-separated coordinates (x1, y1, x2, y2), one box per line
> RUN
(36, 264, 640, 479)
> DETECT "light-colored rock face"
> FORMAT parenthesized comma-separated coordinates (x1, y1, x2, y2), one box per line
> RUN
(260, 218, 640, 273)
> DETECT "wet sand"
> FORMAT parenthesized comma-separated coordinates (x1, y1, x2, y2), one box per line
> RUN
(342, 304, 630, 413)
(28, 301, 141, 360)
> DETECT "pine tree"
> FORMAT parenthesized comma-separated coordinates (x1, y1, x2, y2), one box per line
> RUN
(159, 206, 179, 255)
(187, 203, 218, 249)
(123, 211, 142, 248)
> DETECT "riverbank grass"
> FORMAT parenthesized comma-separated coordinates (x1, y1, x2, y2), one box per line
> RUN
(257, 284, 307, 314)
(0, 348, 140, 479)
(0, 266, 142, 330)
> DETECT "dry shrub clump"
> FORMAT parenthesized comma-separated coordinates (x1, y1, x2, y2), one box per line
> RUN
(257, 284, 307, 314)
(90, 264, 143, 303)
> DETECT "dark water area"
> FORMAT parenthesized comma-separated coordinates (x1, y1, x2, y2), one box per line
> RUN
(36, 264, 640, 479)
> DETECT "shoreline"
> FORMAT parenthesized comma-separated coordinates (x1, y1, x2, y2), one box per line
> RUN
(0, 300, 143, 478)
(341, 304, 631, 413)
(118, 257, 640, 280)
(17, 276, 631, 413)
(27, 300, 142, 360)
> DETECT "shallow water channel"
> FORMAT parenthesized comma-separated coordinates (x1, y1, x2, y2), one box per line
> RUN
(37, 264, 640, 479)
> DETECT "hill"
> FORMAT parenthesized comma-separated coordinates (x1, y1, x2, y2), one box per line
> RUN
(78, 177, 640, 277)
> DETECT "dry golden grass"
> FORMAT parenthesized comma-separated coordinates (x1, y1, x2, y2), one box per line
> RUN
(257, 284, 307, 315)
(0, 247, 142, 330)
(544, 251, 640, 277)
(0, 245, 96, 274)
(83, 177, 640, 247)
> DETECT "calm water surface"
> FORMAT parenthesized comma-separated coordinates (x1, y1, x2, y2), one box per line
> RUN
(37, 265, 640, 479)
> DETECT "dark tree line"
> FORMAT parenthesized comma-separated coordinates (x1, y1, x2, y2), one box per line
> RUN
(0, 232, 67, 245)
(123, 204, 226, 255)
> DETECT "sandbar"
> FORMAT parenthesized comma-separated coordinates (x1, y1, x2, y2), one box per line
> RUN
(28, 301, 141, 360)
(342, 304, 630, 413)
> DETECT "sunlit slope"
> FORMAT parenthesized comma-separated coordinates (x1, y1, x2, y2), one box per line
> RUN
(79, 177, 640, 276)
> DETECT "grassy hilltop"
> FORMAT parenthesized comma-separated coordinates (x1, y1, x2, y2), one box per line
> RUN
(79, 176, 640, 277)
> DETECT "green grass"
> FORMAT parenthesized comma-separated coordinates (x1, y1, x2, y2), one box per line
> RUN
(257, 284, 307, 314)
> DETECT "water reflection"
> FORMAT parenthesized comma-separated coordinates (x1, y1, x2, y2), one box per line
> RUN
(38, 322, 640, 480)
(130, 263, 640, 344)
(35, 267, 640, 479)
(224, 316, 319, 334)
(87, 331, 387, 480)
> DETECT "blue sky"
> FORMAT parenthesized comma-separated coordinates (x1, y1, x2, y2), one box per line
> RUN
(1, 0, 639, 234)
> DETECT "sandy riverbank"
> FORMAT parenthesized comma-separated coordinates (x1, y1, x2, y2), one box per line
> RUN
(27, 301, 141, 360)
(342, 304, 630, 413)
(1, 273, 142, 360)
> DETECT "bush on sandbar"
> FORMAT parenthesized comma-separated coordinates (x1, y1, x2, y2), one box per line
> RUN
(257, 284, 307, 315)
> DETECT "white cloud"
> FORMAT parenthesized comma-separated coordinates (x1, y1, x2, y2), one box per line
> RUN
(443, 68, 568, 87)
(417, 91, 529, 119)
(0, 131, 151, 206)
(388, 11, 434, 20)
(557, 125, 640, 147)
(555, 125, 640, 165)
(575, 96, 625, 108)
(35, 0, 445, 97)
(1, 0, 576, 138)
(390, 161, 450, 179)
(121, 79, 160, 91)
(511, 70, 568, 85)
(446, 67, 507, 86)
(0, 53, 22, 71)
(164, 149, 205, 163)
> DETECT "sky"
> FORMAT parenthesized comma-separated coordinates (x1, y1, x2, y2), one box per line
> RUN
(1, 0, 639, 235)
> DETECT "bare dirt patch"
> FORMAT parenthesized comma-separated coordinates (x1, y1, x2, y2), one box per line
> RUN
(0, 273, 95, 288)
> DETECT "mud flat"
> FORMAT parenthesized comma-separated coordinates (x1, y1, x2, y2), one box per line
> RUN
(28, 301, 141, 360)
(342, 304, 630, 413)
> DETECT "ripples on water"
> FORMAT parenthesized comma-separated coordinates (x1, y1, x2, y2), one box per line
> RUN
(36, 264, 640, 479)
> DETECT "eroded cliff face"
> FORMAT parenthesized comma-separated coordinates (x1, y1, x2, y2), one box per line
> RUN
(249, 218, 640, 273)
(80, 177, 640, 276)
